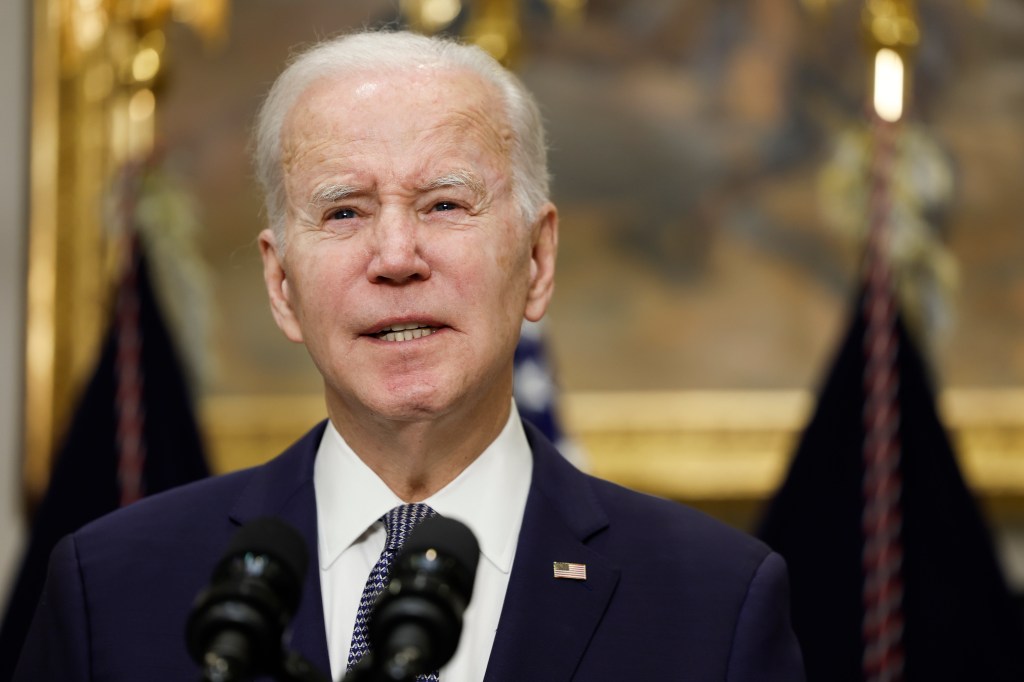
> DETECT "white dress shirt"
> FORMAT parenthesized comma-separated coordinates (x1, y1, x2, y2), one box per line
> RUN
(313, 403, 533, 681)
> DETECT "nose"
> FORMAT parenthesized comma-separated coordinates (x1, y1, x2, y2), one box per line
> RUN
(366, 210, 431, 284)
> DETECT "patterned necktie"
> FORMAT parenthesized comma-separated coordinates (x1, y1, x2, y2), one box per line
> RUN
(347, 503, 440, 680)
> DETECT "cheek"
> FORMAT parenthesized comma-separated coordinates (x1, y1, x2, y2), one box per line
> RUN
(289, 249, 358, 318)
(493, 232, 534, 294)
(471, 237, 533, 321)
(452, 234, 517, 294)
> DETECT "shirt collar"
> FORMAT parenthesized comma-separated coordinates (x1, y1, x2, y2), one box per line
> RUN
(314, 403, 533, 575)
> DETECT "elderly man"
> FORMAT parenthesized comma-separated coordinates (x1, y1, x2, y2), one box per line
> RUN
(16, 31, 803, 681)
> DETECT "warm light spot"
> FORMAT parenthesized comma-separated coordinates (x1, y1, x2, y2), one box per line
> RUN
(129, 88, 156, 122)
(873, 48, 904, 122)
(422, 0, 461, 30)
(401, 0, 461, 33)
(132, 48, 161, 82)
(75, 12, 107, 52)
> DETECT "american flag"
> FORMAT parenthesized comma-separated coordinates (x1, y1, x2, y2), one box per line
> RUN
(514, 319, 565, 445)
(514, 320, 588, 470)
(553, 562, 587, 580)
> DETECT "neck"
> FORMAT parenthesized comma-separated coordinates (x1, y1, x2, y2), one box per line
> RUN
(327, 397, 512, 502)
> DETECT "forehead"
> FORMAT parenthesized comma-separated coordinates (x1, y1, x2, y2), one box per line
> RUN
(280, 65, 512, 176)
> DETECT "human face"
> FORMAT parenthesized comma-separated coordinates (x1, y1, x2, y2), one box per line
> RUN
(259, 66, 557, 429)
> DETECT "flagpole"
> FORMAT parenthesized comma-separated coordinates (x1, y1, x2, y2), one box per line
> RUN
(861, 111, 905, 682)
(859, 2, 918, 680)
(112, 164, 147, 507)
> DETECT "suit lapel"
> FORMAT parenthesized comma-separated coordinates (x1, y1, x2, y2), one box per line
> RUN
(220, 420, 619, 681)
(484, 423, 620, 681)
(228, 421, 332, 679)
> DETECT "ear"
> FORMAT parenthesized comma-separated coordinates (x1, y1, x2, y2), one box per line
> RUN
(258, 228, 304, 343)
(524, 202, 558, 323)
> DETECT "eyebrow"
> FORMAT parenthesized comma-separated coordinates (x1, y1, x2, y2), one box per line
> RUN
(309, 183, 361, 206)
(306, 170, 487, 210)
(418, 170, 486, 197)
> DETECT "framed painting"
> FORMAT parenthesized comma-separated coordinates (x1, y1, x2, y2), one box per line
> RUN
(26, 0, 1024, 535)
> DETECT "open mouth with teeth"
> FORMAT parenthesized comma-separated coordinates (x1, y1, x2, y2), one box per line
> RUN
(374, 323, 440, 342)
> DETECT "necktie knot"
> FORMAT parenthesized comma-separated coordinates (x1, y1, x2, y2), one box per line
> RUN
(383, 503, 437, 552)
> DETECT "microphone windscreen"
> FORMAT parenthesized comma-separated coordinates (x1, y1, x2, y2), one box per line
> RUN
(224, 516, 309, 585)
(188, 518, 317, 679)
(402, 516, 480, 596)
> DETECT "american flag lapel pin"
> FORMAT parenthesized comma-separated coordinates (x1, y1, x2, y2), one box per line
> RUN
(553, 561, 587, 581)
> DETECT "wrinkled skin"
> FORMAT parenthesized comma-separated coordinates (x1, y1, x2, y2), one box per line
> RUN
(259, 66, 557, 497)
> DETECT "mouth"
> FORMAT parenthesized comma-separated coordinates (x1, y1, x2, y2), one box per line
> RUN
(372, 322, 441, 342)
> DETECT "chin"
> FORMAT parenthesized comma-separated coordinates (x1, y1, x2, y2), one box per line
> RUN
(361, 386, 459, 423)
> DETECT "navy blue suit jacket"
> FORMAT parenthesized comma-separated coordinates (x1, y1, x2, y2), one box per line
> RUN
(15, 420, 804, 681)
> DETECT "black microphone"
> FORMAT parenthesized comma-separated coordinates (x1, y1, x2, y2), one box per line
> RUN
(186, 517, 311, 682)
(355, 516, 480, 681)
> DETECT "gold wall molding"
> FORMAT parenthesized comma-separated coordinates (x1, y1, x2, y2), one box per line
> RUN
(25, 0, 63, 506)
(565, 389, 1024, 503)
(201, 389, 1024, 506)
(25, 0, 228, 505)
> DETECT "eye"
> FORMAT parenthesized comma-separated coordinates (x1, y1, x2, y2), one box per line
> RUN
(432, 201, 460, 212)
(330, 207, 357, 220)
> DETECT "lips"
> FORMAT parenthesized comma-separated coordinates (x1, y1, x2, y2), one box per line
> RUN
(373, 322, 441, 342)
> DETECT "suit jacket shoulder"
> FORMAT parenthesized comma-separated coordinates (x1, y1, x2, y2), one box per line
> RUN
(482, 421, 804, 681)
(13, 422, 330, 682)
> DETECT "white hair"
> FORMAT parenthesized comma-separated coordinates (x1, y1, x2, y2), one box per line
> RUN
(253, 30, 551, 245)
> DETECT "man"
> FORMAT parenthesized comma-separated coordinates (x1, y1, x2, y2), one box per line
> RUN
(16, 30, 804, 681)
